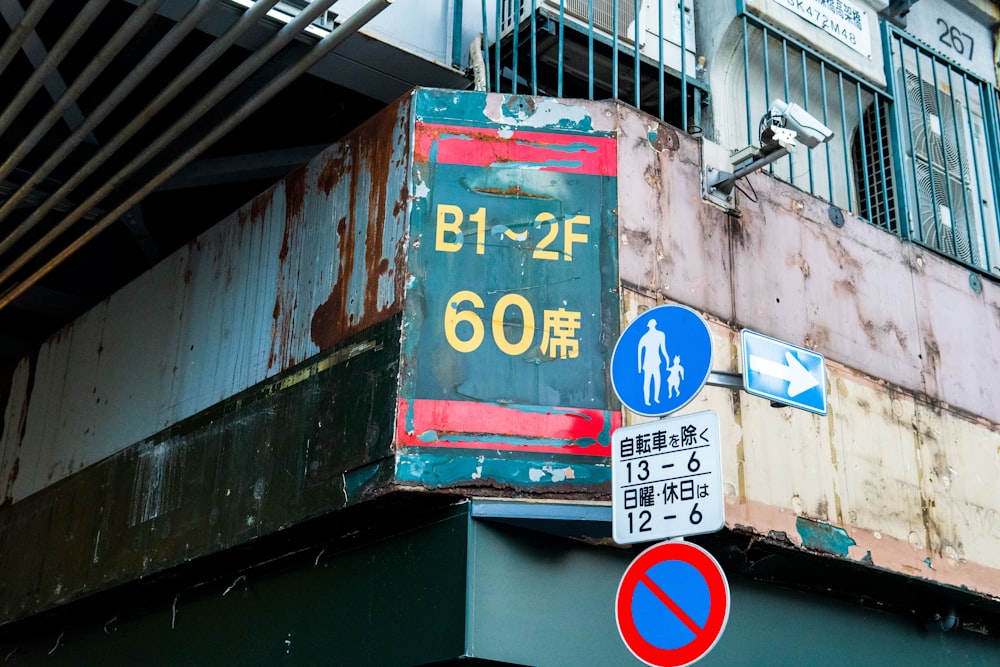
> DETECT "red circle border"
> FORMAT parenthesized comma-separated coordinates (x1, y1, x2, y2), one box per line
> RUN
(616, 541, 731, 667)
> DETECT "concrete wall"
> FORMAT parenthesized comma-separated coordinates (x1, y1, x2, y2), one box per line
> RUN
(617, 104, 1000, 599)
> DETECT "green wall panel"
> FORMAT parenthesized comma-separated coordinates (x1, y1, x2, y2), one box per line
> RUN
(466, 519, 1000, 666)
(0, 504, 469, 666)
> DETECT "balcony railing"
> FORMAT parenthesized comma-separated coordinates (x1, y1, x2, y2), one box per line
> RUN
(472, 2, 1000, 278)
(886, 26, 1000, 275)
(477, 0, 701, 131)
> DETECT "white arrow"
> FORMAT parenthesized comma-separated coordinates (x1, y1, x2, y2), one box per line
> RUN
(747, 351, 819, 398)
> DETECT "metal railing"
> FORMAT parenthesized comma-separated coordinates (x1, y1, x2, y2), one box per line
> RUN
(885, 26, 1000, 276)
(728, 14, 893, 224)
(716, 13, 1000, 277)
(474, 2, 1000, 278)
(478, 0, 701, 130)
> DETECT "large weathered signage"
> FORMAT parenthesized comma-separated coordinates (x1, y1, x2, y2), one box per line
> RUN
(398, 94, 620, 474)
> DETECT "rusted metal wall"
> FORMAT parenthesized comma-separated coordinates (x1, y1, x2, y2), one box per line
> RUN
(0, 93, 412, 622)
(0, 97, 411, 506)
(0, 89, 625, 625)
(616, 107, 1000, 601)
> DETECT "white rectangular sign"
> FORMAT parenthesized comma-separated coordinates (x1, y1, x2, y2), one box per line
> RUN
(775, 0, 872, 58)
(612, 410, 724, 545)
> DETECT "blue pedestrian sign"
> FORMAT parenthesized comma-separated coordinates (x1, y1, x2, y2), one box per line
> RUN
(611, 305, 713, 417)
(741, 329, 828, 415)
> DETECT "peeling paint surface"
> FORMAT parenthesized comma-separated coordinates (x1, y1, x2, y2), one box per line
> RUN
(796, 516, 857, 556)
(399, 91, 620, 490)
(0, 97, 411, 502)
(395, 451, 609, 489)
(616, 106, 1000, 601)
(395, 398, 620, 456)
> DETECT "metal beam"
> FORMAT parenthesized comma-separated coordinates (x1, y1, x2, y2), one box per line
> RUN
(0, 0, 396, 311)
(0, 0, 98, 143)
(118, 205, 160, 265)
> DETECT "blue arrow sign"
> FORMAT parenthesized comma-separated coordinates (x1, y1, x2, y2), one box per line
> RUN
(741, 329, 827, 415)
(610, 305, 713, 417)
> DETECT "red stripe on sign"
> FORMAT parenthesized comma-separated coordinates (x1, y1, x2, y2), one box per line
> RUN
(413, 122, 617, 176)
(639, 573, 704, 637)
(396, 398, 620, 456)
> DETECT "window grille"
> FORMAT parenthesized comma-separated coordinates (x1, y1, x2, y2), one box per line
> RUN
(853, 98, 897, 233)
(717, 14, 890, 219)
(484, 1, 699, 130)
(886, 29, 1000, 276)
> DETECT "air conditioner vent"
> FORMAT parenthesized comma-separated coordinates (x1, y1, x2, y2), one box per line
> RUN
(900, 69, 982, 266)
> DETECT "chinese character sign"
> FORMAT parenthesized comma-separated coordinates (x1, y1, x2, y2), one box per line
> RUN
(398, 112, 620, 458)
(776, 0, 872, 58)
(612, 410, 724, 544)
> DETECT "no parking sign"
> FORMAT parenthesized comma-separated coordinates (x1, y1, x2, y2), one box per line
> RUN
(616, 541, 730, 666)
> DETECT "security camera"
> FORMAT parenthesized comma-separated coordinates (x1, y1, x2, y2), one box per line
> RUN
(705, 99, 835, 206)
(760, 99, 834, 150)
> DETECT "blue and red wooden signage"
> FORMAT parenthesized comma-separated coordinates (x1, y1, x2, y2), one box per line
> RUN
(398, 91, 620, 470)
(616, 541, 730, 667)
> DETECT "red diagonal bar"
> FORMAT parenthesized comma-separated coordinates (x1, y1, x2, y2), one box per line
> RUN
(639, 573, 703, 638)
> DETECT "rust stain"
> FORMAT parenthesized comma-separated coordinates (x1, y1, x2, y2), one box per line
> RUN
(725, 210, 751, 249)
(317, 148, 348, 196)
(269, 168, 308, 371)
(0, 457, 16, 509)
(472, 184, 550, 199)
(310, 101, 409, 350)
(788, 252, 811, 278)
(805, 323, 831, 350)
(284, 167, 307, 233)
(249, 186, 276, 223)
(834, 278, 857, 295)
(311, 216, 351, 350)
(393, 181, 407, 217)
(7, 349, 38, 447)
(922, 334, 941, 384)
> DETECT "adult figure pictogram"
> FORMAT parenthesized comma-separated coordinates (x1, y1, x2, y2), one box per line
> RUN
(638, 320, 668, 406)
(611, 304, 713, 417)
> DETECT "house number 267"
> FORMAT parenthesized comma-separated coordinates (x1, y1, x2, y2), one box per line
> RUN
(936, 18, 974, 60)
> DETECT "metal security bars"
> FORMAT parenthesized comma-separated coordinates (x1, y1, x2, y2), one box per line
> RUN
(722, 13, 1000, 277)
(481, 3, 1000, 278)
(480, 0, 700, 130)
(885, 27, 1000, 276)
(722, 13, 893, 224)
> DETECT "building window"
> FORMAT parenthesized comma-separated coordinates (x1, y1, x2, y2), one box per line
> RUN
(852, 98, 897, 234)
(887, 30, 1000, 276)
(713, 15, 889, 220)
(715, 15, 1000, 278)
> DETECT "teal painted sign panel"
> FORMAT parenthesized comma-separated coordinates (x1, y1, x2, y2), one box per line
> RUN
(400, 98, 620, 463)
